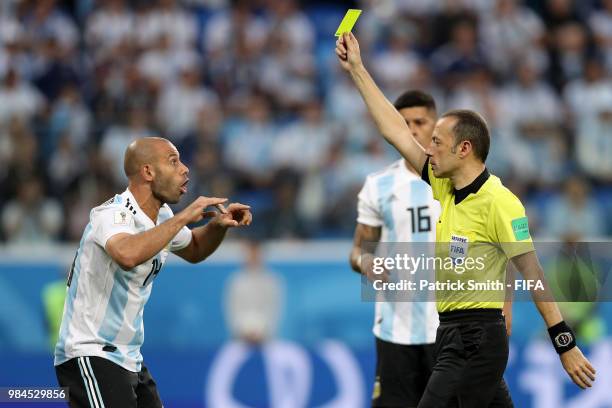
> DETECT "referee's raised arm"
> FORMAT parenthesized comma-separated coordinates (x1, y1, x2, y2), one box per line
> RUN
(335, 33, 428, 173)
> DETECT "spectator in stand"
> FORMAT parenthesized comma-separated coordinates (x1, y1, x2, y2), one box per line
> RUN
(496, 59, 566, 184)
(100, 106, 156, 188)
(136, 0, 197, 50)
(271, 99, 338, 173)
(430, 18, 486, 90)
(223, 93, 277, 190)
(564, 57, 612, 181)
(22, 0, 78, 53)
(589, 0, 612, 71)
(265, 0, 315, 52)
(47, 83, 92, 153)
(137, 33, 201, 91)
(258, 28, 317, 111)
(371, 23, 422, 94)
(0, 119, 40, 204)
(1, 176, 63, 244)
(0, 68, 45, 127)
(157, 63, 219, 144)
(85, 0, 134, 60)
(480, 0, 547, 79)
(543, 175, 605, 239)
(203, 0, 268, 97)
(47, 134, 87, 197)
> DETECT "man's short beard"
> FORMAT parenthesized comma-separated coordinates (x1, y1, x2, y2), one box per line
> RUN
(152, 181, 179, 205)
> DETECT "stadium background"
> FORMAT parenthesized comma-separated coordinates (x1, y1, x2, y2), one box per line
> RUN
(1, 0, 612, 406)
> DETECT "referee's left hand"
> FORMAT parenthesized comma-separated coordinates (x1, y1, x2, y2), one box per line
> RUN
(560, 347, 596, 389)
(211, 203, 252, 228)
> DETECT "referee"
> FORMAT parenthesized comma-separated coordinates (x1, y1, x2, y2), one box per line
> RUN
(336, 33, 595, 407)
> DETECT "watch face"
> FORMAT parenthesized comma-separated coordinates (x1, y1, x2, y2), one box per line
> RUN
(555, 332, 573, 347)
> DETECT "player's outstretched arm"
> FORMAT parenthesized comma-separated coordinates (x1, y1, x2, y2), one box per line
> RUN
(511, 251, 596, 389)
(174, 202, 252, 263)
(106, 196, 229, 270)
(335, 32, 427, 172)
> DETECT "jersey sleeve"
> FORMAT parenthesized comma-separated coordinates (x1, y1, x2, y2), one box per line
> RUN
(356, 176, 383, 227)
(169, 225, 193, 251)
(160, 205, 193, 252)
(489, 192, 535, 259)
(421, 158, 452, 202)
(91, 206, 135, 249)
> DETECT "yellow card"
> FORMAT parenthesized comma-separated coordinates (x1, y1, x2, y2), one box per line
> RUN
(335, 9, 362, 37)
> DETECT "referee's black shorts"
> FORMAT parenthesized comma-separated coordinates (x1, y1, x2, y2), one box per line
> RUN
(372, 337, 435, 408)
(55, 356, 162, 408)
(418, 309, 513, 408)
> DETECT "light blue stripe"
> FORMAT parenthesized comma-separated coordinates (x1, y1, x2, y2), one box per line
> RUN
(127, 285, 147, 348)
(377, 174, 396, 339)
(409, 180, 430, 344)
(85, 357, 106, 408)
(55, 223, 93, 361)
(97, 268, 132, 343)
(158, 208, 172, 223)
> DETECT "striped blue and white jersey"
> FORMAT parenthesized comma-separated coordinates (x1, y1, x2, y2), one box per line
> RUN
(54, 189, 192, 372)
(357, 160, 440, 345)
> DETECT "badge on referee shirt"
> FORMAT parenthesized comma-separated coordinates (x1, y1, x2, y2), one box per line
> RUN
(511, 217, 530, 241)
(450, 234, 468, 267)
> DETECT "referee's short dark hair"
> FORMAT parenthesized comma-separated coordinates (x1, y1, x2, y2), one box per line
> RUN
(441, 109, 490, 163)
(393, 90, 436, 113)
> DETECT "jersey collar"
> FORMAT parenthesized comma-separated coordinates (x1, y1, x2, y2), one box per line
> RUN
(453, 168, 490, 205)
(122, 188, 152, 223)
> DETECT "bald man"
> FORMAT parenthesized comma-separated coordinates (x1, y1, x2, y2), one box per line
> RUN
(54, 137, 252, 408)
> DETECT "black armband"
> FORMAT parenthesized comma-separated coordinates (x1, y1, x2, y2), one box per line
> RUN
(548, 321, 576, 354)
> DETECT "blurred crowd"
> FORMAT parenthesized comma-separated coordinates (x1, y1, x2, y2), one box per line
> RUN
(0, 0, 611, 244)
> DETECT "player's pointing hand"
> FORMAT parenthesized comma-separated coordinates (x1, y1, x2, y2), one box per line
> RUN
(212, 202, 252, 228)
(180, 196, 228, 224)
(336, 32, 363, 72)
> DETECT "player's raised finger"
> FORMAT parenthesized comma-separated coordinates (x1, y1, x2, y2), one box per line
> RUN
(200, 197, 227, 207)
(228, 202, 250, 211)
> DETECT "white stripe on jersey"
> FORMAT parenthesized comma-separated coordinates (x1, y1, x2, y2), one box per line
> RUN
(54, 189, 192, 372)
(357, 160, 440, 345)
